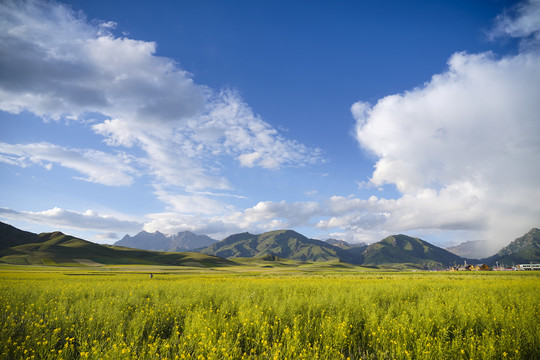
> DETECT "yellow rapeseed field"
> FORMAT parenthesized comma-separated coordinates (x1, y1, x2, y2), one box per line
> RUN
(0, 269, 538, 359)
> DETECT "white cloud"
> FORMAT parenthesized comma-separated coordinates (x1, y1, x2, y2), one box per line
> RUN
(325, 229, 390, 245)
(192, 90, 322, 170)
(153, 187, 234, 215)
(356, 51, 540, 194)
(0, 0, 321, 199)
(0, 0, 206, 122)
(318, 187, 486, 232)
(143, 200, 323, 239)
(349, 2, 540, 247)
(236, 200, 322, 229)
(143, 212, 238, 240)
(3, 0, 536, 248)
(95, 232, 120, 241)
(490, 0, 540, 49)
(0, 206, 142, 233)
(0, 142, 137, 186)
(0, 0, 324, 242)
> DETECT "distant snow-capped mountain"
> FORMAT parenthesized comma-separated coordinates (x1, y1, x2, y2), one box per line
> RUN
(115, 230, 216, 251)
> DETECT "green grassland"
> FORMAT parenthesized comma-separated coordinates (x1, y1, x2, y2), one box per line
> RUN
(1, 265, 539, 360)
(0, 229, 237, 268)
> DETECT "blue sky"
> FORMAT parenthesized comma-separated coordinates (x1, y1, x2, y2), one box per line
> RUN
(1, 0, 539, 251)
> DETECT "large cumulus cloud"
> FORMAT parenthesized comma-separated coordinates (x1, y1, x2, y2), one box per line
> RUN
(350, 1, 540, 247)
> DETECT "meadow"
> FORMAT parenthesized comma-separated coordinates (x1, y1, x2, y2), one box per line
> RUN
(0, 266, 538, 360)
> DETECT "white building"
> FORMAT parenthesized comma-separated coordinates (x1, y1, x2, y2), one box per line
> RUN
(515, 264, 540, 271)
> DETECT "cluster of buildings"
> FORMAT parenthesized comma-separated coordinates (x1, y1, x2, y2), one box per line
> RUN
(449, 262, 540, 271)
(449, 263, 490, 271)
(512, 263, 540, 271)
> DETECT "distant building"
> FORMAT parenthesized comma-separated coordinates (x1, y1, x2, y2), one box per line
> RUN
(515, 264, 540, 271)
(449, 264, 490, 271)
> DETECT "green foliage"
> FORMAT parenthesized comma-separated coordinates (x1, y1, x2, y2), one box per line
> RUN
(0, 269, 538, 359)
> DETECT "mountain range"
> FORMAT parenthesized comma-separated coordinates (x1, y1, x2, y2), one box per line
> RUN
(358, 234, 463, 269)
(445, 240, 494, 259)
(482, 228, 540, 266)
(199, 230, 354, 262)
(1, 221, 539, 269)
(0, 221, 233, 267)
(198, 230, 466, 269)
(325, 238, 366, 249)
(115, 230, 216, 251)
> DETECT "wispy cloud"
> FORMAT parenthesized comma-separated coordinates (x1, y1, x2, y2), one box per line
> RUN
(143, 212, 239, 240)
(0, 0, 321, 199)
(143, 200, 323, 239)
(192, 90, 322, 170)
(489, 0, 540, 49)
(153, 187, 235, 215)
(0, 142, 137, 186)
(0, 207, 142, 233)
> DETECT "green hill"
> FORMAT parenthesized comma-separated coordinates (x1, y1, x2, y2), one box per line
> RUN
(484, 228, 540, 266)
(199, 230, 466, 268)
(200, 230, 347, 262)
(0, 222, 236, 267)
(5, 220, 538, 269)
(0, 222, 40, 249)
(358, 234, 463, 269)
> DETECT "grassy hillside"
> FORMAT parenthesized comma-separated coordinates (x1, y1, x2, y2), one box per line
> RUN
(200, 230, 344, 262)
(108, 246, 236, 267)
(200, 230, 463, 268)
(4, 221, 539, 269)
(0, 223, 236, 267)
(0, 222, 40, 249)
(0, 231, 118, 266)
(359, 234, 463, 269)
(483, 228, 540, 266)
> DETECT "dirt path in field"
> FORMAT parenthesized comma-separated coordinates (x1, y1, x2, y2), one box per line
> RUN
(73, 259, 103, 267)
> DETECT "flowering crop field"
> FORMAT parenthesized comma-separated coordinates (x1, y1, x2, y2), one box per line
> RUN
(0, 268, 539, 360)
